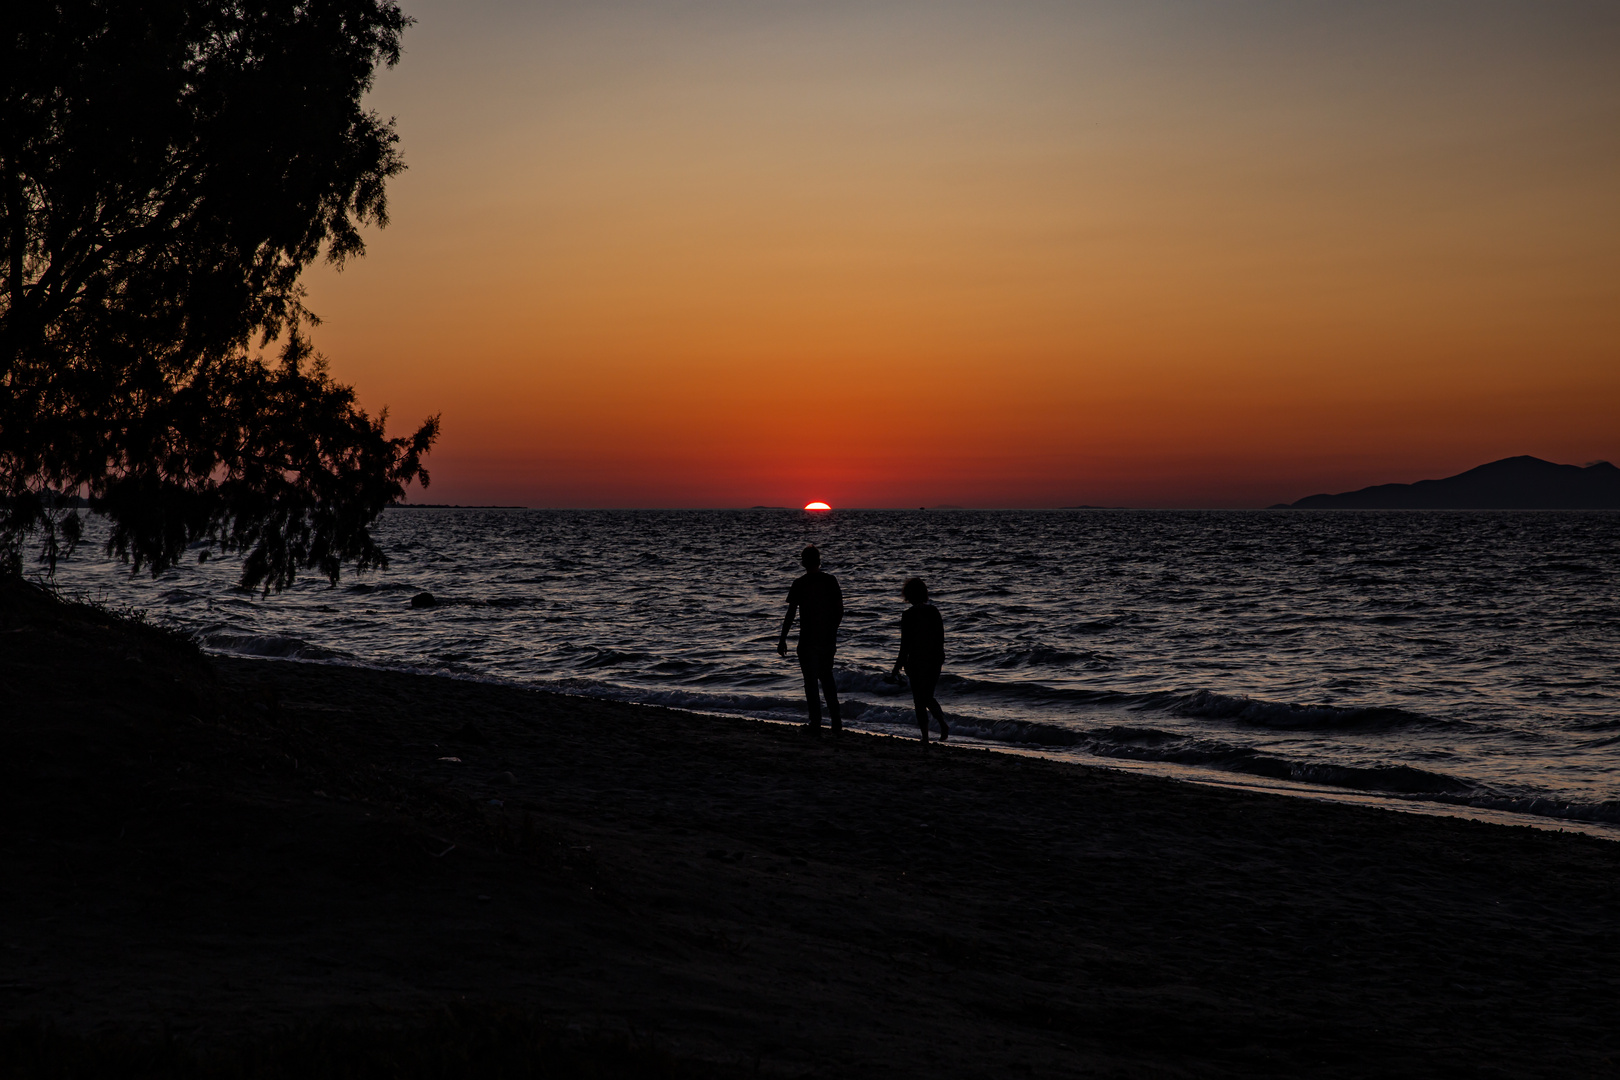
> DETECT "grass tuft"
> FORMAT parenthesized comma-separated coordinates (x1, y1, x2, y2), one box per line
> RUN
(0, 572, 202, 659)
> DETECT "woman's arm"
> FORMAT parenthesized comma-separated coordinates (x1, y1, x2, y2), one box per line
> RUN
(892, 608, 911, 675)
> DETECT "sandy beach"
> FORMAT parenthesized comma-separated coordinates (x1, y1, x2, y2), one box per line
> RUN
(4, 578, 1619, 1078)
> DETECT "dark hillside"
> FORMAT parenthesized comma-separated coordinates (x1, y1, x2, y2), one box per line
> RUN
(1275, 456, 1620, 509)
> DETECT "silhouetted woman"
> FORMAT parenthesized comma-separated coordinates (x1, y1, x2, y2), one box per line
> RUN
(890, 577, 948, 743)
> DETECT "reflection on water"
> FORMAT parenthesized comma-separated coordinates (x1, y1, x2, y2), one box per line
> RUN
(48, 509, 1620, 835)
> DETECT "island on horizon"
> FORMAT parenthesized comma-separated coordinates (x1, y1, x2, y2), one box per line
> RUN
(1273, 456, 1620, 510)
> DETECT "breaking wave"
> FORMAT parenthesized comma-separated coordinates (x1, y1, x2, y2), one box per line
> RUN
(202, 632, 344, 662)
(1167, 689, 1442, 731)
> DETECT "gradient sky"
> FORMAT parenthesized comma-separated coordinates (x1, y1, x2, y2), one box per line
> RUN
(298, 0, 1620, 507)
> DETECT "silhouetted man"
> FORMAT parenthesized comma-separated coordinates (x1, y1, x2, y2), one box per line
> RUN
(777, 545, 845, 736)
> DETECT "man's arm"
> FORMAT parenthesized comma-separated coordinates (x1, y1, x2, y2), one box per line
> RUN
(777, 593, 798, 656)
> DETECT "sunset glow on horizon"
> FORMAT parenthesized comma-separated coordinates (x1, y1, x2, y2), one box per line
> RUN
(804, 502, 832, 512)
(301, 0, 1619, 508)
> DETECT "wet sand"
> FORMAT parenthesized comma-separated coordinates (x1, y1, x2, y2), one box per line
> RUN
(4, 580, 1619, 1077)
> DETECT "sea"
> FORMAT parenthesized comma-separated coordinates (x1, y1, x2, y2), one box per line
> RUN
(48, 509, 1620, 839)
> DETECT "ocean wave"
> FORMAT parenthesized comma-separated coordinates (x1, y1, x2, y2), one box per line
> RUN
(832, 667, 917, 696)
(885, 677, 1443, 737)
(1433, 793, 1620, 826)
(942, 674, 1131, 707)
(1086, 724, 1182, 745)
(1169, 689, 1441, 731)
(578, 648, 651, 669)
(975, 645, 1115, 670)
(943, 717, 1084, 746)
(1073, 733, 1473, 794)
(844, 700, 926, 725)
(531, 676, 840, 722)
(523, 676, 994, 733)
(202, 632, 344, 662)
(344, 581, 419, 594)
(399, 592, 540, 610)
(1072, 614, 1135, 634)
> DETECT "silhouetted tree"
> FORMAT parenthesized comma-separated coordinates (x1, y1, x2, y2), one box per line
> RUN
(0, 0, 438, 592)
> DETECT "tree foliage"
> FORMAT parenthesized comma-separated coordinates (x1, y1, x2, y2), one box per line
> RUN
(0, 0, 438, 592)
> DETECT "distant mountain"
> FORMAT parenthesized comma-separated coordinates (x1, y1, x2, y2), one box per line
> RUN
(1272, 456, 1620, 509)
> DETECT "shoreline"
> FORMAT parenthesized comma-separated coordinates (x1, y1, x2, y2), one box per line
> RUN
(206, 647, 1620, 844)
(6, 580, 1620, 1076)
(44, 507, 1618, 851)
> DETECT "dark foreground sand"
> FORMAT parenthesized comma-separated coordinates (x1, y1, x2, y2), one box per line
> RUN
(3, 579, 1619, 1078)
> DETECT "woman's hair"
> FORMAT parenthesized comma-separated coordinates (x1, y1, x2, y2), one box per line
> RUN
(902, 576, 928, 604)
(801, 545, 821, 568)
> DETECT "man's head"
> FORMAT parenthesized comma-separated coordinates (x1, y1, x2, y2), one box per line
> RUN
(902, 577, 928, 604)
(801, 545, 821, 570)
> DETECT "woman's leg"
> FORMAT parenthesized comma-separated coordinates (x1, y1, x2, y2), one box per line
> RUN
(917, 666, 946, 739)
(911, 667, 941, 741)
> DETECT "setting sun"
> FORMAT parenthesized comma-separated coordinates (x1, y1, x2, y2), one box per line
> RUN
(803, 502, 832, 511)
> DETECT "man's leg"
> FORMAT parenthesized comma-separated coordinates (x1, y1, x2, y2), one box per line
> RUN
(798, 651, 824, 731)
(818, 652, 841, 733)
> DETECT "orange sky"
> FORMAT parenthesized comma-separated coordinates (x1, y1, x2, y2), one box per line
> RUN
(300, 0, 1620, 507)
